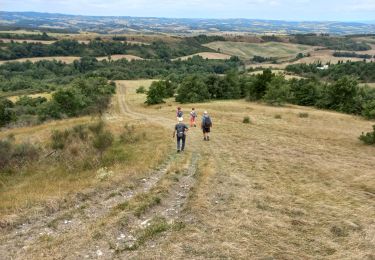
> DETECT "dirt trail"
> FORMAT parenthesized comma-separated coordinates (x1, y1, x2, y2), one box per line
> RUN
(0, 81, 204, 259)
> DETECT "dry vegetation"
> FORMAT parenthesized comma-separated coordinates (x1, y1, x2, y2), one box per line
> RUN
(1, 79, 374, 259)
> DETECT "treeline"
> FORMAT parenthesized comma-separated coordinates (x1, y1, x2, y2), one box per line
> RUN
(0, 77, 115, 127)
(0, 32, 57, 41)
(0, 38, 215, 60)
(0, 56, 241, 93)
(145, 69, 375, 119)
(333, 51, 374, 59)
(290, 34, 371, 51)
(285, 61, 375, 82)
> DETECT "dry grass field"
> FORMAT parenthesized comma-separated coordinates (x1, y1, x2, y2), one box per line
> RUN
(247, 48, 375, 70)
(1, 79, 374, 259)
(0, 39, 56, 44)
(174, 52, 232, 61)
(204, 41, 315, 60)
(6, 92, 53, 102)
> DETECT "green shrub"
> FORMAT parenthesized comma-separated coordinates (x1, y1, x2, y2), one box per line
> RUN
(359, 125, 375, 145)
(136, 86, 146, 94)
(243, 116, 251, 124)
(274, 114, 282, 119)
(362, 100, 375, 119)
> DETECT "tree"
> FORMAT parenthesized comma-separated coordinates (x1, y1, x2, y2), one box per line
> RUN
(263, 75, 291, 106)
(0, 99, 15, 127)
(145, 81, 167, 105)
(176, 75, 210, 103)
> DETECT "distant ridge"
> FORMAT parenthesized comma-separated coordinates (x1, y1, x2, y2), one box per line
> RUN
(1, 11, 375, 35)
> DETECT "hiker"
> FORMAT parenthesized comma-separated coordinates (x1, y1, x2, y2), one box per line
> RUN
(201, 111, 212, 141)
(173, 117, 189, 153)
(176, 107, 183, 121)
(190, 108, 197, 127)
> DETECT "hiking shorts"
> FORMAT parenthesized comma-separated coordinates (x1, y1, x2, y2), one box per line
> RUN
(203, 127, 210, 133)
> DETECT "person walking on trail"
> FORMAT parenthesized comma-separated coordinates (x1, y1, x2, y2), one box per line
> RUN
(190, 108, 197, 127)
(201, 111, 212, 141)
(173, 117, 189, 153)
(176, 107, 183, 121)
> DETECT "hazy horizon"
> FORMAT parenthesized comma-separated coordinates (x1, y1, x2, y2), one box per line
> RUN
(1, 0, 375, 22)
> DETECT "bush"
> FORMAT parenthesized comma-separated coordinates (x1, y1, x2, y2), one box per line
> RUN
(0, 99, 15, 127)
(243, 116, 251, 124)
(359, 125, 375, 145)
(274, 114, 282, 119)
(92, 131, 114, 156)
(298, 112, 309, 118)
(51, 129, 71, 150)
(136, 86, 146, 94)
(0, 138, 40, 170)
(120, 124, 141, 144)
(362, 100, 375, 119)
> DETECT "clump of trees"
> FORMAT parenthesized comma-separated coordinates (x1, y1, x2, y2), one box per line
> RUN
(146, 68, 375, 120)
(333, 52, 374, 59)
(0, 37, 218, 60)
(290, 34, 371, 51)
(145, 80, 176, 105)
(286, 61, 375, 82)
(0, 77, 115, 127)
(0, 32, 56, 41)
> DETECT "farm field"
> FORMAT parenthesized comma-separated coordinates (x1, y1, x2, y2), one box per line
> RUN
(1, 79, 374, 259)
(174, 52, 231, 60)
(204, 41, 315, 60)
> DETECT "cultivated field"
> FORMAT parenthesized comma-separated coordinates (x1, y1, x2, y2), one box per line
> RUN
(204, 41, 315, 60)
(2, 79, 373, 259)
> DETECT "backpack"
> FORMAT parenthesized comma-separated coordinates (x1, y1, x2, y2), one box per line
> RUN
(203, 116, 212, 128)
(177, 111, 183, 118)
(176, 123, 185, 137)
(190, 111, 197, 118)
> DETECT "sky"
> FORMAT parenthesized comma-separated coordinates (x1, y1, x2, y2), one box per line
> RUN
(1, 0, 375, 21)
